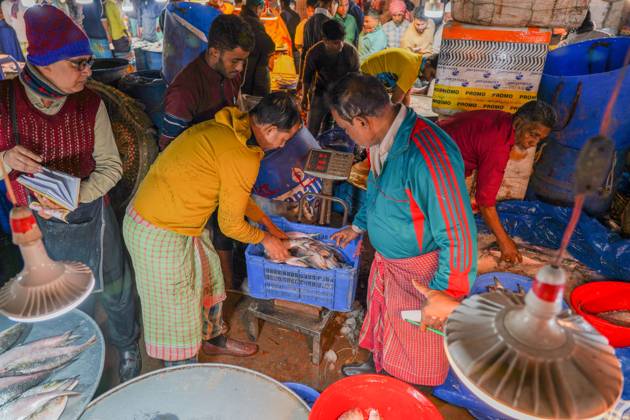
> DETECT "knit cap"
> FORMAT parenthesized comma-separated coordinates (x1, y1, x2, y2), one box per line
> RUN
(24, 5, 92, 66)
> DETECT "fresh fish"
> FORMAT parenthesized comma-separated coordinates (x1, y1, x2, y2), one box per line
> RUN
(19, 331, 79, 350)
(0, 370, 53, 406)
(0, 336, 96, 378)
(285, 231, 320, 240)
(27, 377, 80, 420)
(0, 390, 79, 420)
(0, 324, 32, 355)
(597, 311, 630, 328)
(266, 234, 351, 270)
(21, 376, 80, 398)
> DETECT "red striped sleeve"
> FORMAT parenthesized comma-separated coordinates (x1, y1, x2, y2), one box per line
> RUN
(410, 122, 473, 297)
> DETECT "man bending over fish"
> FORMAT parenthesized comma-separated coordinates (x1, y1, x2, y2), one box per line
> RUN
(123, 93, 299, 366)
(330, 74, 477, 385)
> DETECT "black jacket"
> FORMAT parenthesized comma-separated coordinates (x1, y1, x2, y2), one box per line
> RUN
(241, 6, 276, 96)
(300, 12, 331, 70)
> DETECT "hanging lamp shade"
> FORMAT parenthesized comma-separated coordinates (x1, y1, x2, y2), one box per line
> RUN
(444, 136, 623, 419)
(0, 206, 94, 322)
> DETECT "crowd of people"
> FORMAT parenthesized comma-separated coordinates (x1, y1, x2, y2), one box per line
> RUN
(0, 0, 164, 61)
(0, 0, 560, 391)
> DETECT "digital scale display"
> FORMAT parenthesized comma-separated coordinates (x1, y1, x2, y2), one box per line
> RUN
(304, 149, 354, 181)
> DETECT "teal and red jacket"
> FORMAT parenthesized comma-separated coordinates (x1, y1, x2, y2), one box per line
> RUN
(354, 108, 477, 298)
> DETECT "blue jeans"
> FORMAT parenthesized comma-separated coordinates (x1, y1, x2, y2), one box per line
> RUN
(141, 13, 159, 42)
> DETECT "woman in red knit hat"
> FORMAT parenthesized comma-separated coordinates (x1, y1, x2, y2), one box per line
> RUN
(0, 4, 141, 383)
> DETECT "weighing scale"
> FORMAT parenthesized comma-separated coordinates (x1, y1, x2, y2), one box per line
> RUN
(300, 149, 354, 227)
(247, 149, 357, 365)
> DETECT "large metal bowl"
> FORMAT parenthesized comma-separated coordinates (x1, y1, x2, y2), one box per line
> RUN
(0, 309, 105, 420)
(80, 363, 310, 420)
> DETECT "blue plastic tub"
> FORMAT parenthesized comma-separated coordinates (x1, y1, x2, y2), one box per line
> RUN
(283, 382, 320, 408)
(528, 139, 627, 216)
(118, 70, 166, 131)
(145, 51, 162, 71)
(245, 217, 361, 312)
(538, 37, 630, 150)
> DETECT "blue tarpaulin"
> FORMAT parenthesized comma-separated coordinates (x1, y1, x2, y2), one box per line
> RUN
(477, 200, 630, 281)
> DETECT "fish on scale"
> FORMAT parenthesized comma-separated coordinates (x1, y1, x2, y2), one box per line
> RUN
(267, 232, 351, 270)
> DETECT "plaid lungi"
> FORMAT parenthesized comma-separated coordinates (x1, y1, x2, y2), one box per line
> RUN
(123, 207, 226, 361)
(359, 250, 448, 385)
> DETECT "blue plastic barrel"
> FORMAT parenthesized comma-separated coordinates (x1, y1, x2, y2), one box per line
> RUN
(118, 70, 166, 131)
(538, 37, 630, 150)
(528, 139, 627, 216)
(134, 48, 148, 71)
(145, 51, 162, 71)
(283, 382, 320, 408)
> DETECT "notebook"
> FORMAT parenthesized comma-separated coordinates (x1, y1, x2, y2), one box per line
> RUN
(17, 168, 80, 215)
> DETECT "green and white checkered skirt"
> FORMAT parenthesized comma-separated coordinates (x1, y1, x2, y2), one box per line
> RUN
(123, 207, 226, 361)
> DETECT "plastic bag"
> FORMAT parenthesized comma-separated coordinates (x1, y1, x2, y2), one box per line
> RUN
(253, 127, 321, 202)
(162, 2, 220, 84)
(477, 200, 630, 281)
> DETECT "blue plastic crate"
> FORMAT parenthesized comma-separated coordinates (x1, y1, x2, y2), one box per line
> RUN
(245, 218, 361, 312)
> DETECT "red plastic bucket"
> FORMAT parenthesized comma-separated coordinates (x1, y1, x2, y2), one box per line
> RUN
(570, 281, 630, 348)
(309, 374, 443, 420)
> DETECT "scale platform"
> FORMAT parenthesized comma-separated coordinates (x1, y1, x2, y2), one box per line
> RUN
(245, 299, 336, 365)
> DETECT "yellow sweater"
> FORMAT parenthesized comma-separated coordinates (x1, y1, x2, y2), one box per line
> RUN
(360, 48, 422, 94)
(132, 107, 266, 243)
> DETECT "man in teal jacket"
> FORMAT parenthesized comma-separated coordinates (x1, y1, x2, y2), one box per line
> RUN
(331, 74, 477, 385)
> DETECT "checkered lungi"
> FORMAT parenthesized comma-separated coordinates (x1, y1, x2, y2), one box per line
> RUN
(123, 207, 226, 361)
(359, 250, 449, 386)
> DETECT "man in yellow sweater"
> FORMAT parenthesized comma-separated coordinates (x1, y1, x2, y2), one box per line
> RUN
(123, 93, 300, 366)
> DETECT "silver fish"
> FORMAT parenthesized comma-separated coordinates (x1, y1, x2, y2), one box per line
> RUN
(21, 376, 80, 398)
(0, 336, 96, 378)
(19, 331, 78, 350)
(286, 231, 320, 240)
(26, 377, 80, 420)
(0, 370, 53, 406)
(0, 390, 79, 420)
(0, 323, 32, 354)
(267, 235, 350, 270)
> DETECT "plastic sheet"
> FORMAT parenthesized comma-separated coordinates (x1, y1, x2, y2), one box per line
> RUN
(477, 200, 630, 281)
(161, 2, 220, 84)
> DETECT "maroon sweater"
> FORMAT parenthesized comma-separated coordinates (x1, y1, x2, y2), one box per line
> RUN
(0, 79, 100, 206)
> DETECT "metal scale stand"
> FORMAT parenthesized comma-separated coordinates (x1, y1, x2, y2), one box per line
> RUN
(245, 149, 355, 364)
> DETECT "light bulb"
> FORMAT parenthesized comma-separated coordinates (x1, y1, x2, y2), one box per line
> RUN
(20, 0, 36, 8)
(75, 0, 94, 4)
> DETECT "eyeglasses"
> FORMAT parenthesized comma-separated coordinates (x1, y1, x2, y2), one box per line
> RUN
(67, 56, 95, 71)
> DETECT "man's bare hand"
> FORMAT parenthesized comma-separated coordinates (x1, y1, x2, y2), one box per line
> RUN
(499, 237, 523, 264)
(413, 281, 460, 332)
(331, 226, 360, 249)
(262, 232, 290, 261)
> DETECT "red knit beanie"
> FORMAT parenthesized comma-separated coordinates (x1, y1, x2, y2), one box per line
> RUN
(24, 5, 92, 66)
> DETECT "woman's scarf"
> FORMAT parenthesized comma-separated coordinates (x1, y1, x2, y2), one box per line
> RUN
(19, 63, 67, 100)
